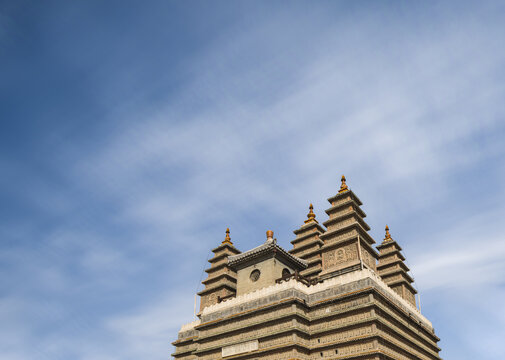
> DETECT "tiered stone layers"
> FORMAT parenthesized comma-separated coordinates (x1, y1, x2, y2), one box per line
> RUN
(377, 228, 417, 307)
(173, 271, 441, 360)
(319, 188, 378, 279)
(173, 176, 441, 360)
(197, 231, 241, 312)
(290, 205, 326, 278)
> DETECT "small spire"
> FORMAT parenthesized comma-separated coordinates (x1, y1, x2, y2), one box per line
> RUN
(304, 203, 318, 224)
(221, 228, 233, 245)
(338, 175, 349, 193)
(384, 225, 392, 242)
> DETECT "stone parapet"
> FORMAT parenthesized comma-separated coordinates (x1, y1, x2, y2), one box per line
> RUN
(198, 268, 430, 328)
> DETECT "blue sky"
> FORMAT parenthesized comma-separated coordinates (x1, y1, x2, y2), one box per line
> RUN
(1, 1, 505, 359)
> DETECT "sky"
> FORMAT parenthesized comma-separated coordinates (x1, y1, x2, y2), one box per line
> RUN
(1, 1, 505, 359)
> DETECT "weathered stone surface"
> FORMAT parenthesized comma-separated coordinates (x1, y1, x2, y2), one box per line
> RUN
(173, 269, 440, 359)
(222, 340, 258, 357)
(172, 180, 441, 359)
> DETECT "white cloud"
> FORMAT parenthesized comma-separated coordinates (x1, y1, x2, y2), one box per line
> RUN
(3, 3, 505, 360)
(105, 290, 196, 360)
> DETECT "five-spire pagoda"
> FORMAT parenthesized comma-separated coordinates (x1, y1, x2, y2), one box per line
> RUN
(173, 175, 440, 360)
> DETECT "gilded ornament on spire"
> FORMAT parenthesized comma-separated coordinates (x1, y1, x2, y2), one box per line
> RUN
(222, 228, 233, 245)
(304, 203, 318, 224)
(384, 225, 392, 242)
(338, 175, 349, 193)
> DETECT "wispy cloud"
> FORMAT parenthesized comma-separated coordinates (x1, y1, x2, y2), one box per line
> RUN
(1, 2, 505, 360)
(105, 291, 197, 359)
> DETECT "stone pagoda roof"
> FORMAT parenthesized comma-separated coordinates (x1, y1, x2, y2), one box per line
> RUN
(228, 231, 308, 270)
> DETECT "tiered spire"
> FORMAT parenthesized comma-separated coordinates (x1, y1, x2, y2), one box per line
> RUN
(377, 225, 417, 306)
(290, 203, 325, 279)
(318, 175, 378, 279)
(304, 204, 318, 224)
(222, 228, 233, 245)
(197, 228, 241, 313)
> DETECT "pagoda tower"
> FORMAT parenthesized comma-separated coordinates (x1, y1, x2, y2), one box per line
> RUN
(289, 204, 325, 278)
(197, 228, 241, 312)
(319, 175, 378, 279)
(173, 177, 442, 360)
(377, 225, 417, 306)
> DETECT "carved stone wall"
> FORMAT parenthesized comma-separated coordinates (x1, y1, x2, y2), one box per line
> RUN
(199, 305, 295, 338)
(323, 228, 357, 246)
(405, 288, 416, 306)
(326, 216, 356, 232)
(259, 334, 292, 350)
(173, 275, 441, 360)
(310, 340, 375, 359)
(310, 324, 373, 346)
(322, 243, 358, 270)
(360, 246, 376, 270)
(198, 319, 293, 350)
(326, 205, 354, 220)
(330, 194, 352, 207)
(311, 295, 371, 318)
(311, 309, 372, 332)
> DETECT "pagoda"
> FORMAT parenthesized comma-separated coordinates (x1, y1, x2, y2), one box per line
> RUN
(172, 176, 441, 360)
(197, 228, 241, 312)
(377, 225, 417, 306)
(319, 175, 378, 279)
(289, 204, 326, 278)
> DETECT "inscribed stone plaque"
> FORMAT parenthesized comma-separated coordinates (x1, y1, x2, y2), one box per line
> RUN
(222, 340, 258, 357)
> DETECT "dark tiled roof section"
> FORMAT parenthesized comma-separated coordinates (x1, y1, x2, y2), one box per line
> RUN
(228, 240, 308, 270)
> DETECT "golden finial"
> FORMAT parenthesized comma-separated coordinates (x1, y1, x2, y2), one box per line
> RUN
(384, 225, 392, 242)
(266, 230, 274, 241)
(222, 228, 233, 245)
(304, 203, 318, 224)
(338, 175, 349, 193)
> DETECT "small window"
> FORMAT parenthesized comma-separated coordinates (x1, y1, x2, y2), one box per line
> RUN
(335, 349, 338, 354)
(282, 268, 291, 277)
(250, 269, 260, 282)
(320, 352, 323, 357)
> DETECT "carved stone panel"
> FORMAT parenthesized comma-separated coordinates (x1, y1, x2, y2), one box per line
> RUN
(322, 243, 358, 270)
(222, 340, 258, 357)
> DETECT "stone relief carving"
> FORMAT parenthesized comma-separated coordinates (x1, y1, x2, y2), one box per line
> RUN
(222, 340, 258, 357)
(323, 244, 359, 270)
(336, 249, 345, 263)
(345, 244, 357, 261)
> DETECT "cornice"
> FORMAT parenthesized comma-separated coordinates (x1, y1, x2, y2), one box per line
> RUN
(202, 273, 237, 285)
(327, 189, 363, 206)
(319, 222, 376, 246)
(324, 198, 367, 218)
(292, 221, 326, 236)
(289, 239, 324, 254)
(197, 282, 237, 296)
(323, 212, 371, 232)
